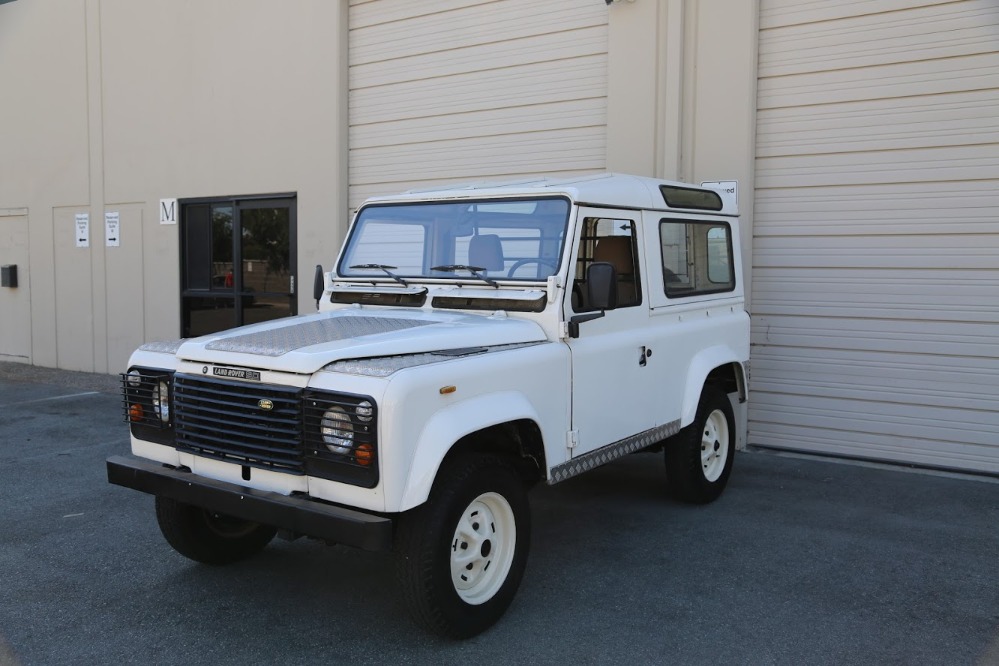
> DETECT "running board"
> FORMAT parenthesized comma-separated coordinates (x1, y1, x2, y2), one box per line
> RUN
(548, 420, 682, 484)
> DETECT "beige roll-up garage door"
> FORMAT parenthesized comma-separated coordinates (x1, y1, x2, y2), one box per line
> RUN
(751, 0, 999, 473)
(347, 0, 608, 210)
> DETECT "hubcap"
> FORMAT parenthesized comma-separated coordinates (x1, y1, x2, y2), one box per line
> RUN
(450, 492, 516, 605)
(700, 409, 730, 482)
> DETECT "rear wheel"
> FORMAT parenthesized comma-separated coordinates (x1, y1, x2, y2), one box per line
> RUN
(154, 496, 277, 565)
(664, 386, 735, 504)
(395, 454, 530, 638)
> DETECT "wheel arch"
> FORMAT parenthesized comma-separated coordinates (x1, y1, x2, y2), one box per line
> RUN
(680, 347, 747, 428)
(399, 391, 547, 511)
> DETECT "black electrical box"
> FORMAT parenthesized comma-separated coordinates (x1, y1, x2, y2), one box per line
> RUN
(1, 265, 17, 288)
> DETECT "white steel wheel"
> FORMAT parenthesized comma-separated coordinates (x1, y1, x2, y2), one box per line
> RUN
(664, 385, 736, 504)
(395, 454, 531, 638)
(700, 409, 730, 483)
(449, 492, 517, 605)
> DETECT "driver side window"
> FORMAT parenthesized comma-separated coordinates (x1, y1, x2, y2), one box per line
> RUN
(572, 217, 641, 311)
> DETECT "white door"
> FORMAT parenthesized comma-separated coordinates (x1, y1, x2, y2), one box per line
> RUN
(0, 213, 30, 363)
(566, 209, 657, 456)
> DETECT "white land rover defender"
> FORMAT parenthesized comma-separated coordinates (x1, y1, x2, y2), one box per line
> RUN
(108, 173, 749, 637)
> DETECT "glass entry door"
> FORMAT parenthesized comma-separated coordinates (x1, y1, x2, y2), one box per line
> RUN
(181, 196, 296, 338)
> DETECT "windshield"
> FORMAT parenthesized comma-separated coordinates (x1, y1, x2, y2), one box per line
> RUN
(339, 197, 571, 282)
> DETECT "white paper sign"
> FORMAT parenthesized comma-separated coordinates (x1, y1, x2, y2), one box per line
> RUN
(75, 213, 90, 248)
(700, 180, 738, 209)
(160, 198, 178, 224)
(105, 211, 120, 247)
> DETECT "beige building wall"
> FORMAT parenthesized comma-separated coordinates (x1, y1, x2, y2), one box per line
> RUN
(4, 1, 996, 474)
(0, 0, 349, 373)
(1, 0, 756, 374)
(0, 2, 91, 369)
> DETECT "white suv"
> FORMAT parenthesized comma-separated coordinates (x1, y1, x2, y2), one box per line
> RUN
(109, 173, 749, 637)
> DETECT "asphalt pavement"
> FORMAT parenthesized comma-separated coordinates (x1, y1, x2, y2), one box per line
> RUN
(1, 361, 997, 665)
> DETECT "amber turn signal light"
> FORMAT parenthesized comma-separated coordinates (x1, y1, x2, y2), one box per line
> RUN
(128, 403, 144, 422)
(355, 443, 374, 466)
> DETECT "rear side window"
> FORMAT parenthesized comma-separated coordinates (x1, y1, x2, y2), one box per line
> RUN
(659, 219, 735, 298)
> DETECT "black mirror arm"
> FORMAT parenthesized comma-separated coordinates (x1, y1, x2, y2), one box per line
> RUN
(567, 311, 605, 338)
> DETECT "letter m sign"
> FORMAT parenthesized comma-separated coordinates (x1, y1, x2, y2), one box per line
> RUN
(159, 198, 178, 225)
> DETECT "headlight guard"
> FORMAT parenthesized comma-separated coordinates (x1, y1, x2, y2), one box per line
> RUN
(121, 368, 176, 445)
(304, 391, 379, 488)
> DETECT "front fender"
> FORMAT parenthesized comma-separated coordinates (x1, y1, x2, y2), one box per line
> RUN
(399, 391, 541, 511)
(680, 346, 746, 427)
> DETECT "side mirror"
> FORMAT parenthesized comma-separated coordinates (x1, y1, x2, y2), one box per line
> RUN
(567, 262, 617, 339)
(586, 261, 617, 311)
(313, 264, 325, 310)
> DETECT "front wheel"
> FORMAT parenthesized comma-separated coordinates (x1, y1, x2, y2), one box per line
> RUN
(395, 455, 530, 638)
(664, 386, 736, 504)
(154, 496, 277, 565)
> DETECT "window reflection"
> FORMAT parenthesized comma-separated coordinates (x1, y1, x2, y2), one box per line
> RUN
(212, 206, 234, 291)
(242, 295, 295, 327)
(185, 298, 236, 337)
(241, 208, 291, 294)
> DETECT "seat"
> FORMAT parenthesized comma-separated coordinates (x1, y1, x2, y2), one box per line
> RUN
(468, 234, 504, 272)
(592, 236, 637, 305)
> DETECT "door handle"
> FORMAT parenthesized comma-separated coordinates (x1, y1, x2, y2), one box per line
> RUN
(639, 345, 652, 367)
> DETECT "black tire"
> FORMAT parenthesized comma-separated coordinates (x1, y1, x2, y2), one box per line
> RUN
(395, 455, 530, 638)
(664, 385, 736, 504)
(154, 496, 277, 565)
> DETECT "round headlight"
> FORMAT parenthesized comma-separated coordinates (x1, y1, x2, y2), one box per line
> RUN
(151, 380, 170, 422)
(321, 407, 353, 454)
(355, 400, 374, 422)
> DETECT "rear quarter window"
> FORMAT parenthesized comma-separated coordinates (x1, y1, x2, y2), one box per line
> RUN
(659, 220, 734, 298)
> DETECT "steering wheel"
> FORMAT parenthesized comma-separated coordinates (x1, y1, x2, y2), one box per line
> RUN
(506, 258, 558, 279)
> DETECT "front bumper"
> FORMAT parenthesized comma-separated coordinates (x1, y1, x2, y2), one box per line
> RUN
(106, 454, 393, 551)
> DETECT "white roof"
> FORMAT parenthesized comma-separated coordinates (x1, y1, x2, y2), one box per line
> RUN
(361, 173, 738, 216)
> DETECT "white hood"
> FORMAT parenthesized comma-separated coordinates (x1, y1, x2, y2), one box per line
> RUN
(175, 308, 546, 374)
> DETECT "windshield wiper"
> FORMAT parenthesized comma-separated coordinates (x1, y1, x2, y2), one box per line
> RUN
(430, 264, 499, 288)
(348, 264, 409, 287)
